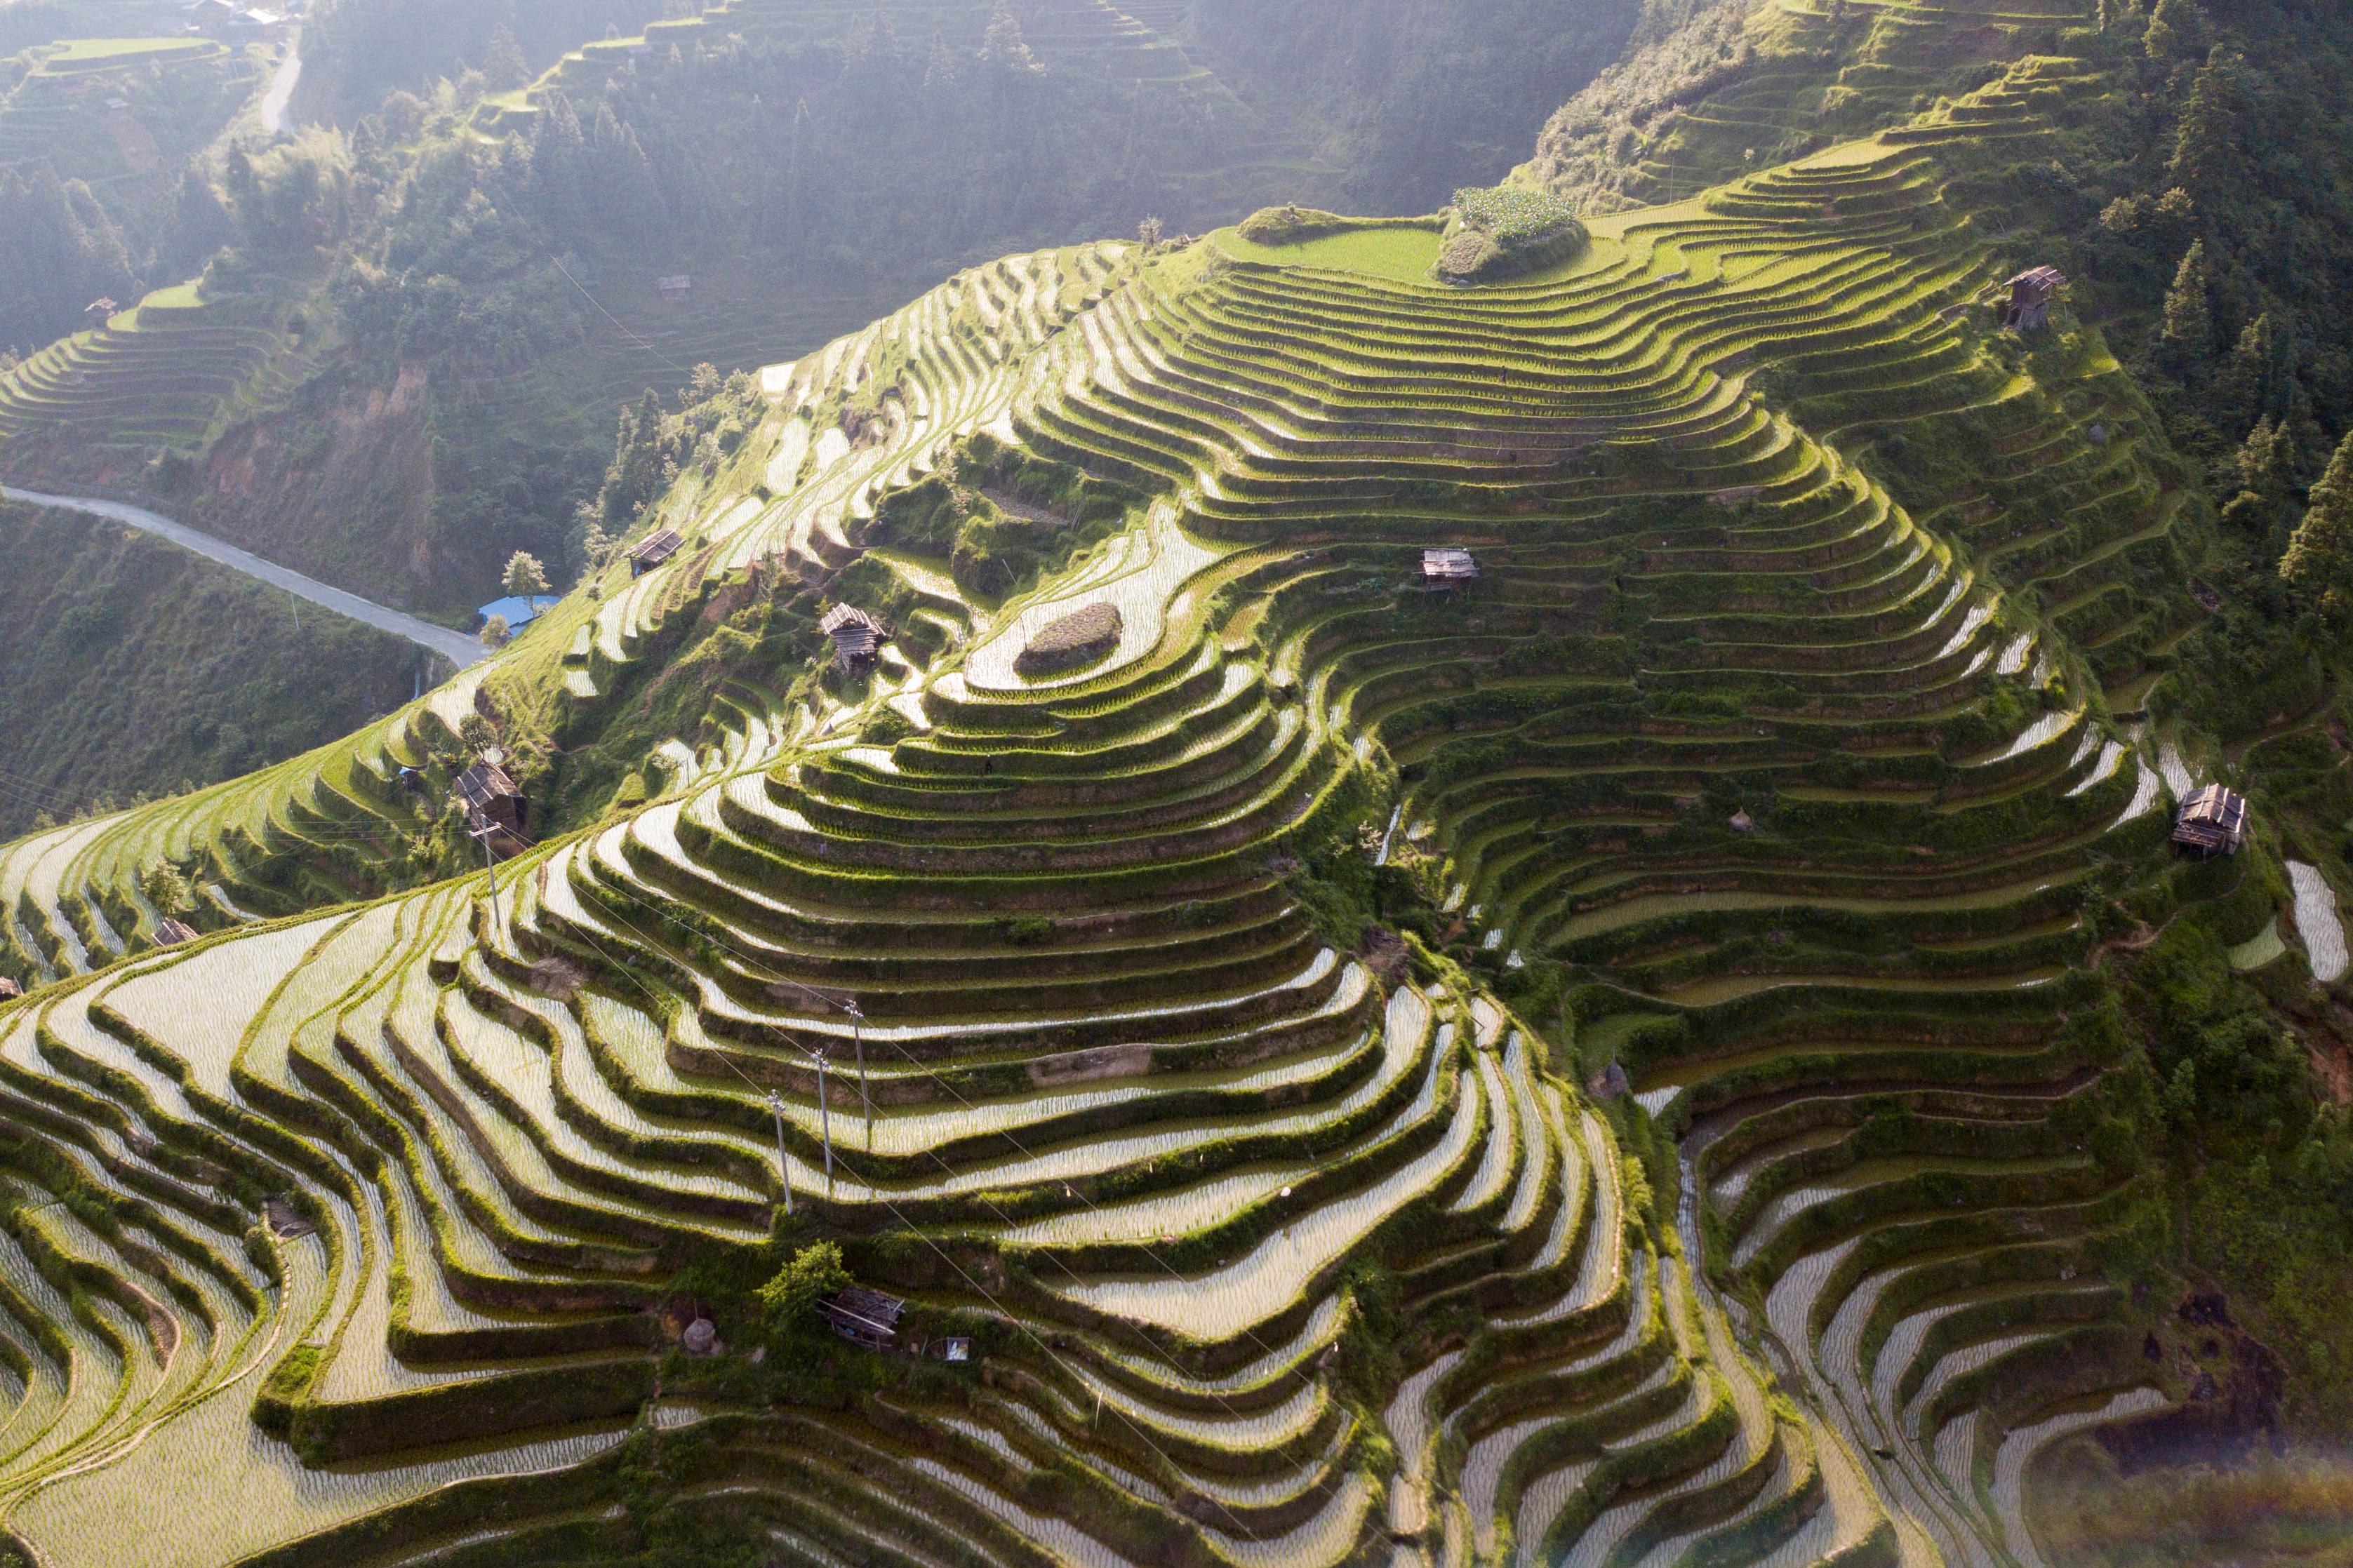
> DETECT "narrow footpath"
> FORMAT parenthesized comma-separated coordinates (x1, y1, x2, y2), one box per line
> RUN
(2, 483, 486, 669)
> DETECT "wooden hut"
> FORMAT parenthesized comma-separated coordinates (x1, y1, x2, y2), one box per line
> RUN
(657, 274, 693, 301)
(153, 918, 200, 947)
(1421, 547, 1479, 590)
(0, 977, 22, 1001)
(455, 761, 528, 851)
(84, 298, 119, 328)
(820, 604, 887, 671)
(627, 529, 683, 577)
(817, 1286, 905, 1352)
(1999, 267, 2065, 333)
(2172, 784, 2248, 857)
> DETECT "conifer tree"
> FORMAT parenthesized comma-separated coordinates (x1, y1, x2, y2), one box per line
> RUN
(2161, 239, 2214, 359)
(484, 24, 528, 91)
(2145, 0, 2208, 62)
(2281, 430, 2353, 601)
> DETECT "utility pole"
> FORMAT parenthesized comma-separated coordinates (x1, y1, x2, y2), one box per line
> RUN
(813, 1047, 834, 1195)
(767, 1091, 792, 1214)
(470, 823, 501, 944)
(847, 999, 872, 1148)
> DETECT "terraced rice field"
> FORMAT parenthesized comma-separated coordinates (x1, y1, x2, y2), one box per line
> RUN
(0, 43, 2223, 1568)
(0, 280, 321, 462)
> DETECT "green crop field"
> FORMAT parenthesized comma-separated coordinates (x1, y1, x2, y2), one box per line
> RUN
(0, 6, 2338, 1562)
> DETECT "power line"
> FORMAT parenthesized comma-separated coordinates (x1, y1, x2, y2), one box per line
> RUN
(545, 253, 691, 376)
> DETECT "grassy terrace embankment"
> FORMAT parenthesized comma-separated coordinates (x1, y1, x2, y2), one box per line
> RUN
(0, 36, 2278, 1568)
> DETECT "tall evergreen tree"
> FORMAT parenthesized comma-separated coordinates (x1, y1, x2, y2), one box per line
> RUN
(2161, 238, 2215, 360)
(2281, 430, 2353, 602)
(2145, 0, 2208, 62)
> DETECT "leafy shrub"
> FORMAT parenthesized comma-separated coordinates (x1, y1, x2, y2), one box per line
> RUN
(1434, 185, 1589, 283)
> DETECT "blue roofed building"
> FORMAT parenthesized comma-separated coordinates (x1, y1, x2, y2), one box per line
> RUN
(476, 594, 559, 632)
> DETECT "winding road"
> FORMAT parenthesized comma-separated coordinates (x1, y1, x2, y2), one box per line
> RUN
(260, 37, 300, 135)
(1, 484, 486, 669)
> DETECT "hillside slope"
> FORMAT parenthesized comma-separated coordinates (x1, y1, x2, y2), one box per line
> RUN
(0, 23, 2318, 1562)
(0, 0, 1650, 836)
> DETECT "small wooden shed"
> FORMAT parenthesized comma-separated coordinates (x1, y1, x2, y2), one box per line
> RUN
(820, 603, 887, 670)
(627, 528, 684, 577)
(153, 918, 200, 947)
(818, 1286, 905, 1352)
(0, 977, 22, 1001)
(84, 298, 119, 328)
(657, 274, 693, 301)
(1421, 548, 1479, 589)
(2172, 784, 2248, 857)
(1999, 267, 2066, 333)
(455, 761, 528, 849)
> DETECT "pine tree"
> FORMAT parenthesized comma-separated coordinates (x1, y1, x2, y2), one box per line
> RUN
(2281, 430, 2353, 598)
(2167, 54, 2244, 194)
(2222, 312, 2278, 415)
(981, 1, 1039, 74)
(2161, 239, 2214, 359)
(484, 24, 528, 91)
(2145, 0, 2208, 62)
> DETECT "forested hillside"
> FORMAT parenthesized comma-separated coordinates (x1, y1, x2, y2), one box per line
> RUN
(0, 0, 1646, 833)
(0, 497, 415, 840)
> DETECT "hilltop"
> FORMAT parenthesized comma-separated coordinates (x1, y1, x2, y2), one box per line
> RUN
(1, 2, 2353, 1566)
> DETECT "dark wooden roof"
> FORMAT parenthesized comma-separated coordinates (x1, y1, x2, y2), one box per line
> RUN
(820, 604, 885, 637)
(2007, 265, 2067, 297)
(454, 762, 521, 810)
(818, 1286, 905, 1334)
(153, 918, 200, 947)
(2172, 784, 2248, 852)
(628, 528, 684, 567)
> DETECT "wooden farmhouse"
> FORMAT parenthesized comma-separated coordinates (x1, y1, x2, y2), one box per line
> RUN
(1421, 547, 1479, 590)
(657, 274, 693, 301)
(627, 528, 683, 577)
(153, 918, 200, 947)
(0, 977, 22, 1000)
(1999, 267, 2065, 333)
(2171, 784, 2248, 857)
(818, 1286, 905, 1352)
(455, 761, 528, 852)
(820, 604, 887, 670)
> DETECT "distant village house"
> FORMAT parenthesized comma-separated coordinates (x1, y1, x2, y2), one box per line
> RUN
(1421, 547, 1479, 590)
(818, 1286, 905, 1352)
(820, 604, 887, 671)
(657, 274, 693, 301)
(2171, 784, 2248, 858)
(455, 761, 528, 854)
(627, 528, 682, 577)
(1999, 267, 2065, 333)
